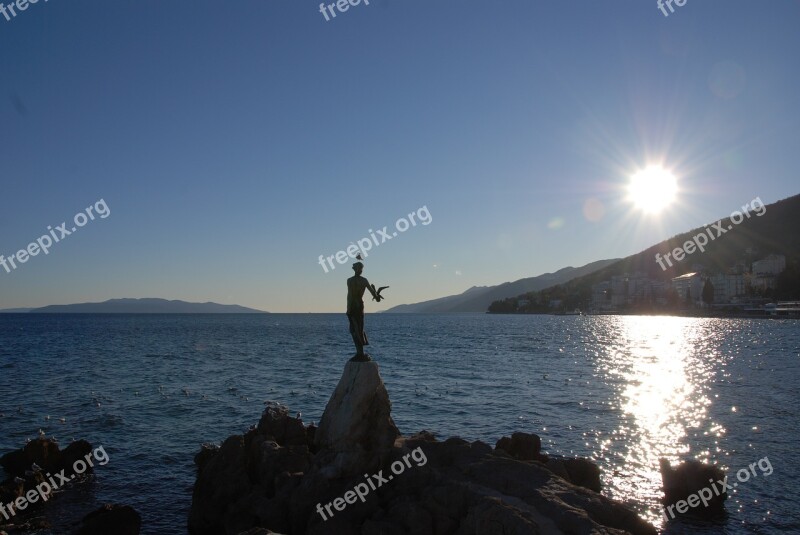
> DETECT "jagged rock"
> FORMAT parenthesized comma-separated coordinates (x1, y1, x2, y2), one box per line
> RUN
(61, 441, 94, 475)
(0, 437, 101, 530)
(660, 458, 727, 518)
(361, 520, 404, 535)
(0, 518, 50, 533)
(0, 438, 95, 480)
(543, 457, 602, 493)
(188, 435, 252, 534)
(495, 433, 602, 493)
(258, 404, 308, 447)
(194, 443, 220, 471)
(562, 458, 602, 493)
(313, 361, 400, 478)
(73, 504, 141, 535)
(0, 438, 61, 477)
(495, 432, 543, 461)
(189, 361, 657, 535)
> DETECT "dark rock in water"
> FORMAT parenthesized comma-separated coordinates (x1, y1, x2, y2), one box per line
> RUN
(62, 440, 94, 474)
(1, 438, 97, 518)
(189, 435, 256, 535)
(189, 361, 657, 535)
(0, 438, 101, 533)
(0, 438, 94, 480)
(660, 458, 727, 519)
(194, 443, 220, 471)
(73, 504, 142, 535)
(0, 518, 50, 533)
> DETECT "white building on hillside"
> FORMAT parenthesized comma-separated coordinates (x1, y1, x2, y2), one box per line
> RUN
(672, 272, 703, 303)
(710, 273, 746, 303)
(752, 254, 786, 277)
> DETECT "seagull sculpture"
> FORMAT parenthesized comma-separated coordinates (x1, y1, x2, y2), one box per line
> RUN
(371, 285, 389, 301)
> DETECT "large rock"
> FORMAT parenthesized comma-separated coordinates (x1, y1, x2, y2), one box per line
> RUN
(0, 438, 94, 480)
(495, 432, 543, 461)
(189, 405, 316, 535)
(73, 504, 142, 535)
(313, 361, 400, 478)
(0, 437, 99, 529)
(495, 432, 602, 493)
(189, 361, 658, 535)
(660, 458, 727, 519)
(543, 457, 603, 493)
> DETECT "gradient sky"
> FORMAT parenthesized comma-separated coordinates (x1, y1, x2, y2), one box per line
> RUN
(1, 0, 798, 312)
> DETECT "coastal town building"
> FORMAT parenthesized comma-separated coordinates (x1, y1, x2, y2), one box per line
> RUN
(750, 254, 786, 291)
(671, 272, 703, 303)
(587, 254, 788, 312)
(752, 254, 786, 276)
(709, 273, 747, 303)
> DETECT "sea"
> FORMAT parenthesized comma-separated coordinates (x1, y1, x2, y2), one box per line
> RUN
(0, 313, 798, 534)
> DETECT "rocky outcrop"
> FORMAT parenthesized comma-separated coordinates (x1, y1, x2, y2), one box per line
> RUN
(189, 361, 657, 535)
(495, 432, 544, 462)
(495, 432, 601, 493)
(660, 458, 727, 518)
(73, 504, 142, 535)
(0, 438, 93, 480)
(0, 438, 95, 531)
(0, 438, 133, 534)
(313, 361, 400, 478)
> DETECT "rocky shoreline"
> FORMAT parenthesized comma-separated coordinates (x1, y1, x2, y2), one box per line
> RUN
(188, 360, 658, 535)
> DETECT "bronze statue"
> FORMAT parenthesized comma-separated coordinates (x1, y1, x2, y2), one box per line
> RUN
(346, 261, 388, 361)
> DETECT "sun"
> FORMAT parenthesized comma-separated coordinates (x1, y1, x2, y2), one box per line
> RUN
(628, 166, 678, 214)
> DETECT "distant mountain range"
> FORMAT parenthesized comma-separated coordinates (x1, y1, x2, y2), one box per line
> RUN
(383, 259, 619, 313)
(0, 298, 267, 314)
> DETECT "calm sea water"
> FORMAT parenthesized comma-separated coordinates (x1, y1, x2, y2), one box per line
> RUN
(0, 314, 798, 534)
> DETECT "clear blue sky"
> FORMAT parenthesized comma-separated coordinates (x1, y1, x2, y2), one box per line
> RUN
(1, 0, 798, 312)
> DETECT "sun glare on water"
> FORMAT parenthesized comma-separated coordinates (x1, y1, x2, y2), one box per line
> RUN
(628, 166, 678, 214)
